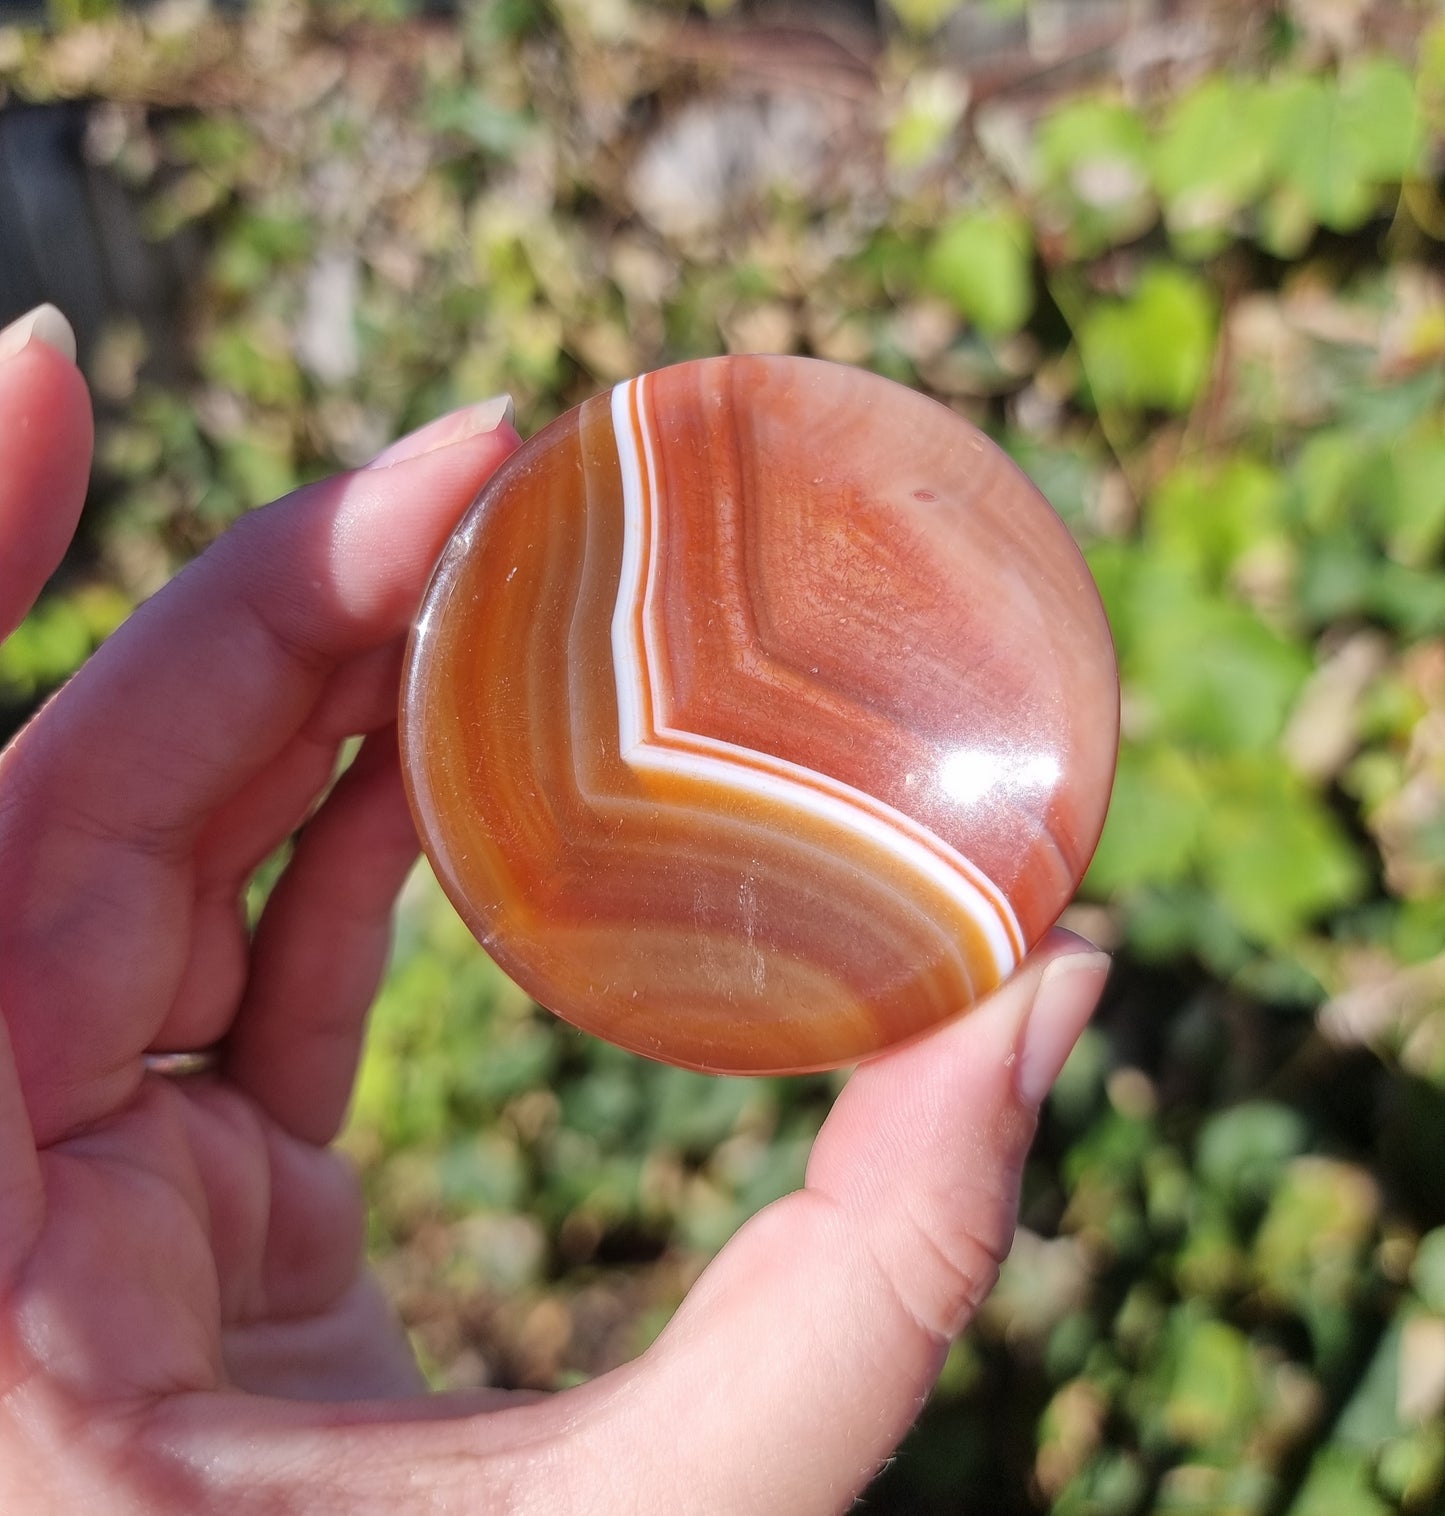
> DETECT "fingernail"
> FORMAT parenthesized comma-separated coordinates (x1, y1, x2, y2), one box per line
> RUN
(365, 394, 515, 469)
(0, 303, 77, 366)
(1016, 951, 1110, 1108)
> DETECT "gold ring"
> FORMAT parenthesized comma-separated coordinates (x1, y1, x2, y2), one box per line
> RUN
(143, 1048, 222, 1078)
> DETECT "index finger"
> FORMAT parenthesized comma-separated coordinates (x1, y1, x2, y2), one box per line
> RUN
(0, 306, 92, 641)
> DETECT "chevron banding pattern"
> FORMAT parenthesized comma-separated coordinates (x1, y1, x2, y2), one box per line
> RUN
(609, 373, 1025, 984)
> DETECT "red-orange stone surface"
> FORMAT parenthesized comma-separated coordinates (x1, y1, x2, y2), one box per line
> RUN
(400, 356, 1118, 1074)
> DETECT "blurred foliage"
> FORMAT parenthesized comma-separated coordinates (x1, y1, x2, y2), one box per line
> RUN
(4, 0, 1445, 1510)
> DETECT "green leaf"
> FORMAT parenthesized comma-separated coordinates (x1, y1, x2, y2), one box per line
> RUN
(646, 1068, 758, 1151)
(439, 1131, 526, 1212)
(1270, 62, 1417, 234)
(1333, 1313, 1408, 1448)
(1295, 533, 1379, 626)
(425, 84, 534, 156)
(1196, 1102, 1310, 1210)
(1369, 559, 1445, 639)
(1411, 1228, 1445, 1312)
(1376, 1428, 1445, 1510)
(1338, 56, 1421, 182)
(0, 586, 132, 700)
(1078, 265, 1217, 414)
(1055, 1449, 1149, 1516)
(1038, 98, 1150, 187)
(166, 114, 254, 178)
(1000, 434, 1102, 534)
(1126, 885, 1254, 972)
(1272, 75, 1375, 231)
(1149, 455, 1288, 585)
(1123, 565, 1310, 752)
(1174, 1207, 1250, 1301)
(1292, 428, 1373, 535)
(1255, 1157, 1380, 1311)
(1085, 744, 1207, 895)
(1339, 367, 1445, 438)
(213, 212, 314, 295)
(1064, 1108, 1156, 1193)
(562, 1063, 643, 1143)
(1036, 98, 1155, 255)
(201, 323, 304, 408)
(1163, 1315, 1259, 1448)
(1286, 1447, 1394, 1516)
(1197, 759, 1366, 944)
(883, 0, 964, 34)
(1369, 432, 1445, 566)
(1422, 17, 1445, 134)
(923, 210, 1035, 335)
(218, 435, 297, 513)
(1048, 1027, 1112, 1129)
(1155, 1462, 1279, 1515)
(1153, 76, 1276, 244)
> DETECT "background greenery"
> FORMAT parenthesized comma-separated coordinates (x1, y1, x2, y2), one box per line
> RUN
(3, 0, 1445, 1510)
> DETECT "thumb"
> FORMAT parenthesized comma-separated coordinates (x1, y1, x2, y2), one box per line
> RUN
(0, 304, 93, 643)
(561, 933, 1110, 1514)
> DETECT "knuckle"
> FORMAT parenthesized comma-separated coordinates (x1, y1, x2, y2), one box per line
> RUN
(875, 1159, 1027, 1343)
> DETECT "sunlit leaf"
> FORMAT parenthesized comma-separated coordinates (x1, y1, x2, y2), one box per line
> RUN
(1412, 1229, 1445, 1313)
(1078, 265, 1217, 413)
(1036, 97, 1155, 254)
(1338, 56, 1422, 183)
(923, 209, 1034, 335)
(1163, 1315, 1259, 1448)
(1197, 759, 1366, 944)
(883, 0, 964, 34)
(1085, 744, 1207, 894)
(1153, 76, 1276, 249)
(1125, 566, 1310, 752)
(1271, 62, 1418, 234)
(1148, 456, 1288, 585)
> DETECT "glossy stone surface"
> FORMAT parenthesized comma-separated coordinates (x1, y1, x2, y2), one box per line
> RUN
(401, 356, 1118, 1074)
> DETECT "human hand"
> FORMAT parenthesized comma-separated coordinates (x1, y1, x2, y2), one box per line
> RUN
(0, 304, 1109, 1515)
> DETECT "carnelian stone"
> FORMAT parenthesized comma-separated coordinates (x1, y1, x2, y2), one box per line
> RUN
(400, 356, 1118, 1074)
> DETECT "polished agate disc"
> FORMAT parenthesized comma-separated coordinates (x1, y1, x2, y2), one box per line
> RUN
(401, 356, 1118, 1074)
